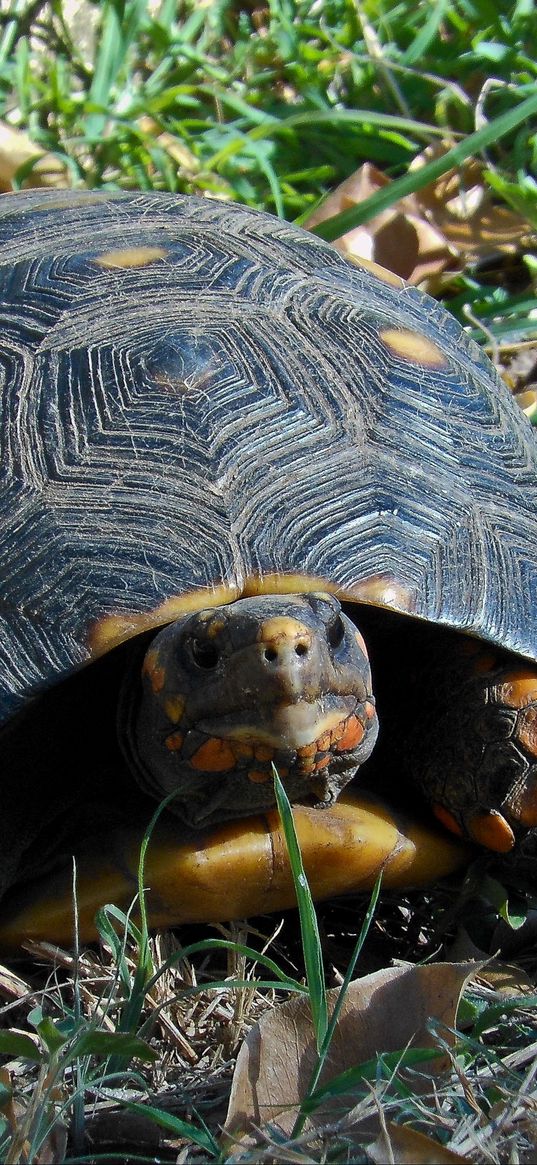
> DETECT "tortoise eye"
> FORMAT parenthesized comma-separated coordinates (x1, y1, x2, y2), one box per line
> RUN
(190, 638, 220, 669)
(328, 614, 345, 649)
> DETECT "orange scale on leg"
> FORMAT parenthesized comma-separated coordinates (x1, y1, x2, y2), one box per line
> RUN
(248, 769, 271, 784)
(495, 671, 537, 710)
(433, 804, 463, 838)
(510, 782, 537, 827)
(518, 707, 537, 756)
(313, 754, 332, 771)
(469, 811, 515, 853)
(165, 732, 184, 752)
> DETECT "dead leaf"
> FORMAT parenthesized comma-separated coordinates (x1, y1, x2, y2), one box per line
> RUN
(368, 1119, 470, 1163)
(476, 962, 536, 996)
(411, 145, 533, 263)
(224, 961, 476, 1141)
(305, 162, 453, 285)
(0, 122, 69, 192)
(305, 150, 533, 287)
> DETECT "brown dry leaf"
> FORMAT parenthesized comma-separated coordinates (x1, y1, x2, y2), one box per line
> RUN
(137, 116, 199, 177)
(476, 961, 536, 996)
(306, 150, 533, 286)
(0, 1067, 68, 1165)
(412, 144, 533, 263)
(224, 961, 476, 1141)
(305, 162, 453, 284)
(0, 122, 69, 192)
(368, 1119, 470, 1163)
(0, 961, 32, 1002)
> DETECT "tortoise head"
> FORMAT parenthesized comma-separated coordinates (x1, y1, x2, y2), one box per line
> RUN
(122, 592, 378, 827)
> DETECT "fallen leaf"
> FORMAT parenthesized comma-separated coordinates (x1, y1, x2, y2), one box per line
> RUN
(412, 145, 533, 263)
(224, 961, 476, 1141)
(0, 122, 69, 192)
(368, 1119, 470, 1163)
(305, 162, 453, 284)
(305, 150, 533, 287)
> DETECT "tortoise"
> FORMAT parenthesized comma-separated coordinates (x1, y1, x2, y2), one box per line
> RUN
(0, 188, 536, 949)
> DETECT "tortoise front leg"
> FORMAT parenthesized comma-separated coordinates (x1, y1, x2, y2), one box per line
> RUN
(409, 640, 537, 853)
(0, 792, 468, 950)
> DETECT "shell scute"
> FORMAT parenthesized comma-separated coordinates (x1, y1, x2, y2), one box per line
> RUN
(0, 189, 536, 721)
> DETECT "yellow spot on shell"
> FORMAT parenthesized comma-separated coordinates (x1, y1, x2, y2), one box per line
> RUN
(96, 246, 167, 269)
(164, 695, 185, 724)
(242, 573, 336, 598)
(379, 327, 448, 368)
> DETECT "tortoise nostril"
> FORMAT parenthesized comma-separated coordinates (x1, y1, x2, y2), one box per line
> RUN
(264, 647, 278, 662)
(295, 642, 308, 656)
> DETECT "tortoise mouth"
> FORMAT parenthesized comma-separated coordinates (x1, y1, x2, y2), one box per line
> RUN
(196, 695, 358, 752)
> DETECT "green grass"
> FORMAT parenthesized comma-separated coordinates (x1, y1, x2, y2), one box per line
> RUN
(0, 0, 536, 357)
(0, 0, 534, 208)
(1, 778, 537, 1161)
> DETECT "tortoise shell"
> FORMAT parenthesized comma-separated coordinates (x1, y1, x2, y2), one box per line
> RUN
(1, 189, 536, 729)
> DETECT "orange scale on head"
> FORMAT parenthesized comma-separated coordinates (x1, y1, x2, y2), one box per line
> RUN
(164, 695, 186, 724)
(142, 650, 166, 694)
(254, 744, 275, 763)
(297, 742, 317, 759)
(354, 629, 368, 656)
(248, 769, 271, 784)
(335, 716, 365, 752)
(190, 738, 237, 772)
(313, 754, 332, 771)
